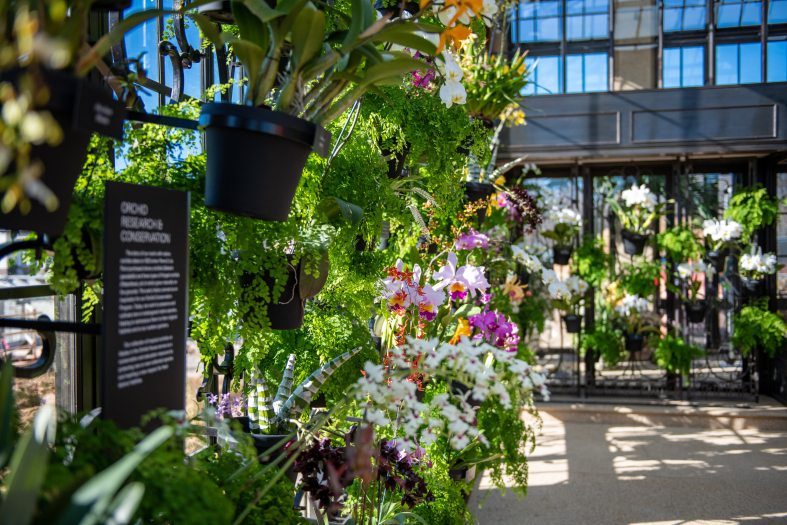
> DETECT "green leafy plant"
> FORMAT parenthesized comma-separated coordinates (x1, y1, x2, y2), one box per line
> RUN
(652, 331, 704, 378)
(732, 299, 787, 357)
(657, 225, 704, 262)
(192, 0, 439, 124)
(571, 236, 609, 288)
(248, 346, 363, 434)
(724, 184, 782, 240)
(581, 321, 624, 367)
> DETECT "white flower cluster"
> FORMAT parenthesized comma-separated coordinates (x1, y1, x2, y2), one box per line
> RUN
(621, 184, 657, 210)
(702, 219, 743, 244)
(677, 261, 707, 280)
(544, 273, 588, 301)
(547, 207, 582, 228)
(434, 0, 498, 27)
(615, 293, 650, 316)
(354, 338, 548, 452)
(438, 50, 466, 108)
(740, 246, 777, 278)
(511, 244, 544, 273)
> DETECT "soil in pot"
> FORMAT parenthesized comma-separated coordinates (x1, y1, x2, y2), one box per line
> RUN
(684, 301, 707, 324)
(0, 69, 123, 237)
(624, 333, 644, 354)
(562, 314, 582, 334)
(200, 103, 329, 221)
(553, 245, 572, 266)
(621, 229, 648, 256)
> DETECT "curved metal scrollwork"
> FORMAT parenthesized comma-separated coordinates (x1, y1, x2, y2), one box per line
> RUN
(0, 315, 57, 379)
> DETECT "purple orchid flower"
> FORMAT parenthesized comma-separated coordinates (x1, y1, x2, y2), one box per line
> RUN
(455, 230, 490, 251)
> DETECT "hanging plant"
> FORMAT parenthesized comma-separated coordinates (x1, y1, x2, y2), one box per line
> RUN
(732, 299, 787, 358)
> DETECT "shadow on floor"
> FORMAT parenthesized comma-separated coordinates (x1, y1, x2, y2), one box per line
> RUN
(469, 411, 787, 525)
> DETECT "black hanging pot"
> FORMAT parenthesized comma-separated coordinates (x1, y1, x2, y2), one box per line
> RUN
(624, 333, 644, 354)
(199, 103, 330, 221)
(707, 249, 729, 272)
(373, 0, 420, 16)
(621, 229, 648, 256)
(0, 69, 124, 237)
(553, 245, 572, 266)
(684, 301, 707, 324)
(449, 380, 482, 408)
(562, 314, 582, 334)
(91, 0, 132, 10)
(71, 228, 103, 281)
(516, 266, 531, 286)
(740, 277, 763, 298)
(464, 182, 495, 203)
(196, 0, 234, 22)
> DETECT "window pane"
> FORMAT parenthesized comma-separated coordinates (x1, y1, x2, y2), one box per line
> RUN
(740, 1, 762, 25)
(717, 3, 742, 26)
(664, 8, 682, 31)
(538, 17, 561, 40)
(739, 42, 762, 83)
(683, 46, 705, 86)
(124, 0, 161, 110)
(683, 6, 707, 28)
(716, 44, 739, 84)
(770, 0, 787, 24)
(567, 15, 584, 39)
(585, 53, 608, 91)
(524, 56, 562, 94)
(513, 0, 562, 42)
(768, 41, 787, 82)
(590, 13, 608, 37)
(663, 48, 682, 87)
(566, 55, 584, 92)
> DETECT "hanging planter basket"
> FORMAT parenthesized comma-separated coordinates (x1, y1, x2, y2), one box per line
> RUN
(199, 103, 330, 221)
(562, 314, 582, 334)
(621, 229, 648, 256)
(230, 416, 297, 482)
(0, 69, 124, 237)
(553, 245, 573, 266)
(91, 0, 132, 10)
(381, 143, 410, 180)
(516, 266, 530, 286)
(684, 300, 707, 324)
(464, 181, 495, 203)
(624, 332, 644, 354)
(196, 0, 234, 22)
(240, 253, 329, 330)
(740, 277, 763, 298)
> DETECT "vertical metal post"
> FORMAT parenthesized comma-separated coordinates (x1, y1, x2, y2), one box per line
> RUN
(582, 165, 595, 394)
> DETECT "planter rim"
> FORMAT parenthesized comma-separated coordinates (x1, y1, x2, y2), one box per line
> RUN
(199, 102, 328, 155)
(621, 229, 649, 241)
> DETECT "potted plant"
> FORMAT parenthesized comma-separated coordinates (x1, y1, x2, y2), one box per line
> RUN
(613, 293, 656, 354)
(542, 207, 582, 265)
(191, 0, 477, 221)
(511, 243, 544, 285)
(724, 184, 783, 241)
(580, 320, 624, 366)
(545, 273, 588, 334)
(738, 245, 778, 298)
(0, 0, 162, 235)
(702, 218, 743, 271)
(607, 184, 668, 256)
(732, 299, 787, 358)
(674, 261, 708, 323)
(657, 225, 705, 263)
(652, 331, 704, 379)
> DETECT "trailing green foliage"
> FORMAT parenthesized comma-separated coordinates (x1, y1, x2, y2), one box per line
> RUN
(580, 321, 624, 367)
(571, 236, 609, 287)
(652, 332, 704, 378)
(733, 299, 787, 357)
(657, 225, 704, 262)
(618, 259, 662, 297)
(724, 184, 782, 240)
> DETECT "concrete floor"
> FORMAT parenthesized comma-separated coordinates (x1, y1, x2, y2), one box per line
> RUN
(469, 403, 787, 525)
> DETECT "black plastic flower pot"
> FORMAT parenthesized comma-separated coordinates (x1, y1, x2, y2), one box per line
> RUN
(621, 229, 648, 256)
(449, 380, 482, 408)
(464, 181, 495, 203)
(553, 245, 572, 266)
(562, 314, 582, 334)
(381, 143, 410, 179)
(240, 262, 304, 330)
(624, 333, 644, 354)
(199, 103, 330, 221)
(196, 0, 234, 22)
(0, 69, 124, 237)
(684, 301, 707, 324)
(516, 267, 531, 286)
(233, 417, 297, 483)
(741, 278, 763, 298)
(91, 0, 132, 10)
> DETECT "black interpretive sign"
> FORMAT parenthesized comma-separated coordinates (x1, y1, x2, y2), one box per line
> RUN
(103, 182, 190, 429)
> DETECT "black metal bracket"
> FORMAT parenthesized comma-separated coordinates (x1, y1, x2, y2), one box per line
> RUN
(0, 315, 57, 379)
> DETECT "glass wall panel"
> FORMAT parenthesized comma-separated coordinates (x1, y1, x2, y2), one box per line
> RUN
(716, 42, 762, 84)
(511, 0, 563, 42)
(664, 0, 707, 31)
(613, 45, 657, 89)
(715, 0, 762, 27)
(567, 53, 609, 92)
(767, 40, 787, 82)
(523, 56, 564, 94)
(769, 0, 787, 24)
(566, 0, 610, 40)
(663, 46, 705, 87)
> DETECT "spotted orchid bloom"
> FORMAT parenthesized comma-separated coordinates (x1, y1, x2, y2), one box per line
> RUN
(433, 252, 489, 301)
(382, 259, 422, 314)
(454, 229, 490, 251)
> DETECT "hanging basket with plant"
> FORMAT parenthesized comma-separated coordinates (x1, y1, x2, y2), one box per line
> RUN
(608, 184, 669, 256)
